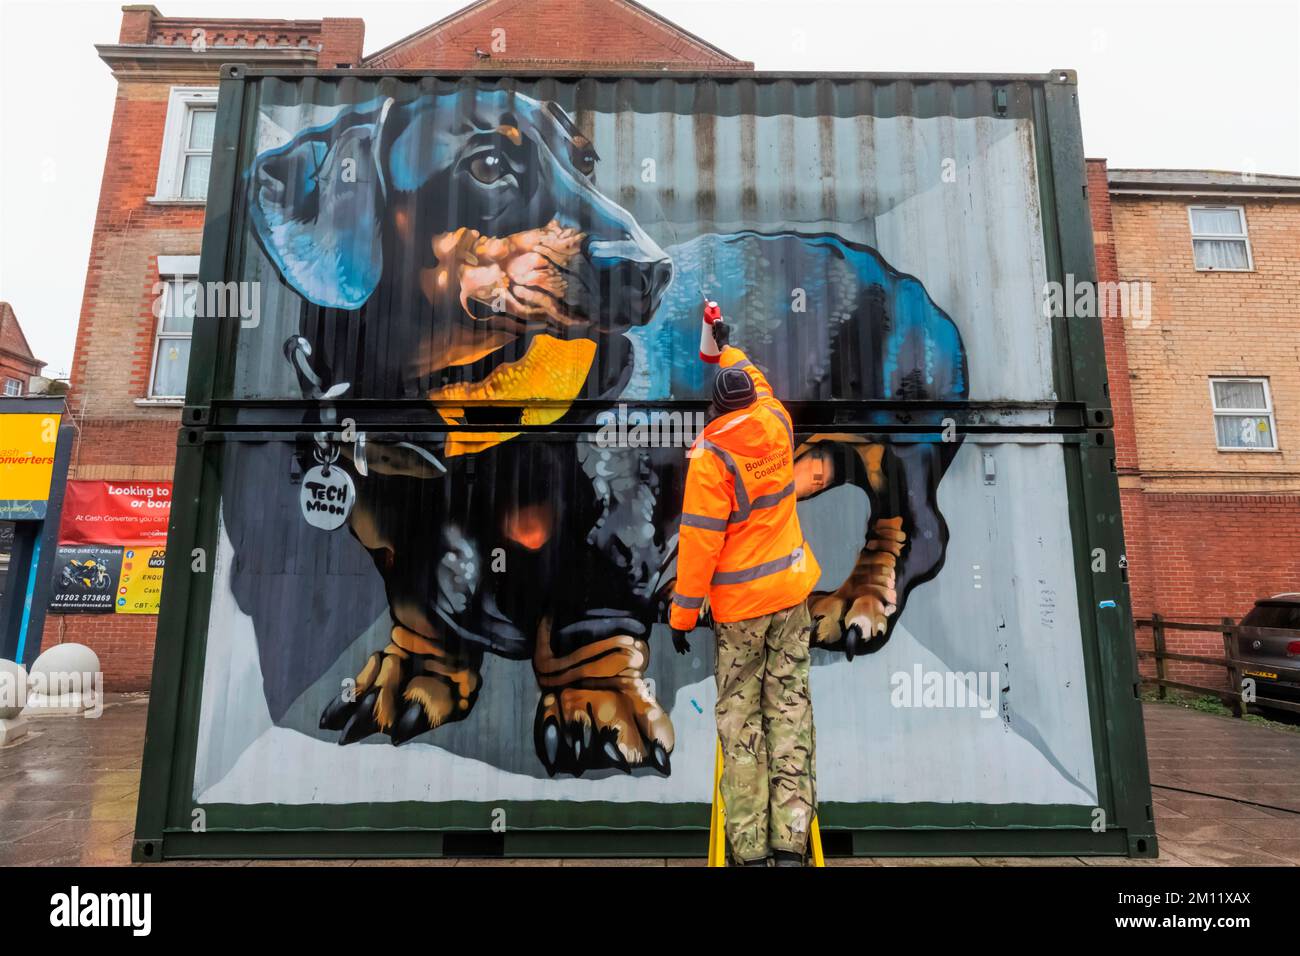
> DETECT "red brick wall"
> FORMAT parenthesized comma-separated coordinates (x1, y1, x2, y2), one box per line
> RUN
(319, 17, 366, 67)
(119, 5, 154, 43)
(1112, 194, 1300, 484)
(67, 84, 206, 422)
(54, 59, 194, 687)
(41, 614, 159, 693)
(135, 8, 364, 65)
(0, 356, 40, 393)
(1090, 157, 1300, 691)
(1, 302, 44, 390)
(73, 420, 178, 473)
(365, 0, 750, 70)
(1141, 494, 1300, 620)
(1140, 494, 1300, 688)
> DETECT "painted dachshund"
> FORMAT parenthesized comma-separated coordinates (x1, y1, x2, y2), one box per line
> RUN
(246, 89, 968, 776)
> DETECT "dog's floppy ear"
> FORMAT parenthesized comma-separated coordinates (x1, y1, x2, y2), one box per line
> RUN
(248, 98, 393, 310)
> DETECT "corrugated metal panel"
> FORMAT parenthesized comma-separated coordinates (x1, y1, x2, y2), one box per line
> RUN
(193, 433, 1099, 811)
(218, 74, 1054, 406)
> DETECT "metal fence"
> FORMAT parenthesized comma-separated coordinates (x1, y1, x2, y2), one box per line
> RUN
(1135, 614, 1300, 717)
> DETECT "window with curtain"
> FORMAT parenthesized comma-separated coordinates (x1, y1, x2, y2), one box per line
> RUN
(151, 273, 197, 399)
(1189, 206, 1252, 271)
(1211, 377, 1277, 450)
(152, 88, 218, 202)
(180, 107, 216, 199)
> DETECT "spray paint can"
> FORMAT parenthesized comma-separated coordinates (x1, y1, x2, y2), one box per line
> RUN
(699, 294, 723, 364)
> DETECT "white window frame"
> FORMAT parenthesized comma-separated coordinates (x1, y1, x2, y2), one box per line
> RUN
(1188, 205, 1254, 272)
(3, 377, 22, 397)
(145, 255, 201, 403)
(150, 87, 219, 203)
(1209, 376, 1278, 452)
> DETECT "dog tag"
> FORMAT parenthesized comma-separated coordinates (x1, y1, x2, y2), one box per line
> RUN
(300, 463, 354, 531)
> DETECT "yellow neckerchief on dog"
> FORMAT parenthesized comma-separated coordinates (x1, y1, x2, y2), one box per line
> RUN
(430, 333, 597, 457)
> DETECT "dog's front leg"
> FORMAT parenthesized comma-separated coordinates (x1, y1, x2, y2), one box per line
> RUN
(320, 624, 484, 745)
(532, 617, 674, 777)
(794, 436, 953, 658)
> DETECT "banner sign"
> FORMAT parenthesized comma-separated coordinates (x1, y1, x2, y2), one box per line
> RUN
(49, 481, 171, 615)
(57, 480, 172, 546)
(0, 413, 60, 520)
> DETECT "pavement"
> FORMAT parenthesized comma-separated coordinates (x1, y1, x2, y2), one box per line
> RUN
(1, 694, 1297, 866)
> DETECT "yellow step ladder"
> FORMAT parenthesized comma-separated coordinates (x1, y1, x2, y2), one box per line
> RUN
(707, 739, 824, 867)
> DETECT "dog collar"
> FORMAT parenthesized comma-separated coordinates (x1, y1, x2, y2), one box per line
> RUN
(430, 333, 597, 457)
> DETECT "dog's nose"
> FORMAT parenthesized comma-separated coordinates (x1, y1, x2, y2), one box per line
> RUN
(648, 258, 674, 301)
(585, 234, 674, 327)
(609, 256, 673, 307)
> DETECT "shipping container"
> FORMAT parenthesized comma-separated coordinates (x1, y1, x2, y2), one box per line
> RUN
(134, 66, 1155, 860)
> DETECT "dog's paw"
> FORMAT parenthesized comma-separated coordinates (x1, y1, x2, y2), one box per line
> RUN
(532, 631, 674, 776)
(320, 627, 482, 745)
(534, 676, 674, 777)
(810, 516, 906, 659)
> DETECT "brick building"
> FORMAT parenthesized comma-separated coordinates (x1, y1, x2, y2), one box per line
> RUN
(0, 303, 46, 397)
(1089, 161, 1300, 686)
(0, 303, 47, 603)
(50, 1, 751, 690)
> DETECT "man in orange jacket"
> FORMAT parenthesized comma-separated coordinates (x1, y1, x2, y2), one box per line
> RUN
(670, 320, 820, 867)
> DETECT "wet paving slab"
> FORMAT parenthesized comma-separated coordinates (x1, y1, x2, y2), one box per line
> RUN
(1, 696, 1296, 866)
(0, 693, 145, 867)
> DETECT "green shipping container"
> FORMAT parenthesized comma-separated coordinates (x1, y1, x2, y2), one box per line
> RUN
(133, 66, 1156, 861)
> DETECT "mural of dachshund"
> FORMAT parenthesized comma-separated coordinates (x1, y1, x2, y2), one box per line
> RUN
(246, 90, 968, 777)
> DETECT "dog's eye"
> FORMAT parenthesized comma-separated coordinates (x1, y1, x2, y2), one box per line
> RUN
(574, 149, 597, 178)
(469, 151, 508, 185)
(570, 137, 599, 178)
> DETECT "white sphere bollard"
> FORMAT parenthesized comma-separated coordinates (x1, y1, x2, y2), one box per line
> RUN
(28, 643, 102, 715)
(0, 659, 28, 743)
(0, 659, 27, 719)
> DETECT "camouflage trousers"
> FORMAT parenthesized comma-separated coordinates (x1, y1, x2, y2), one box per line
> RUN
(714, 599, 816, 862)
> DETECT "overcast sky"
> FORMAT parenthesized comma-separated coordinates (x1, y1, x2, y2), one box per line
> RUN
(1, 0, 1297, 376)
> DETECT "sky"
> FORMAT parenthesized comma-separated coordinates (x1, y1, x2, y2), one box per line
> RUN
(1, 0, 1297, 376)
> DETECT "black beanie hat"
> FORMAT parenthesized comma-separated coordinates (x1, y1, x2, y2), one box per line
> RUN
(712, 366, 757, 413)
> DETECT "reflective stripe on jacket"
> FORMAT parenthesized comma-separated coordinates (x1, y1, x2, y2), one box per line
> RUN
(670, 346, 821, 630)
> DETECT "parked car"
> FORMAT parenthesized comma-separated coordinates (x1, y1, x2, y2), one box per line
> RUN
(1237, 594, 1300, 712)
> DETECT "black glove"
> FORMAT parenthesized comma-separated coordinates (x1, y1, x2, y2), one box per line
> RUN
(711, 320, 731, 349)
(671, 628, 692, 655)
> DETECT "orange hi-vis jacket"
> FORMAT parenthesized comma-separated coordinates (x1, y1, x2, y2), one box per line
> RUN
(669, 346, 821, 631)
